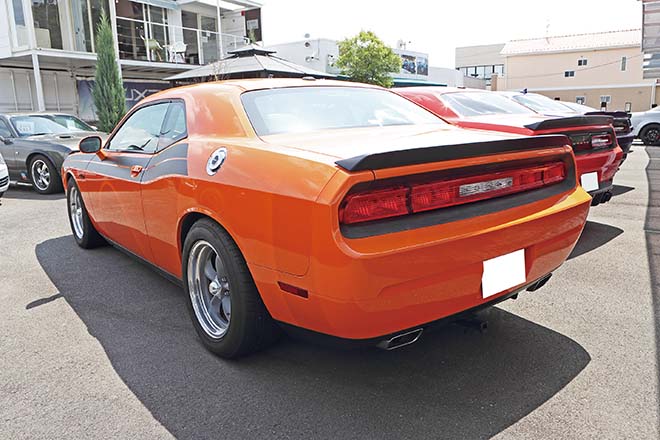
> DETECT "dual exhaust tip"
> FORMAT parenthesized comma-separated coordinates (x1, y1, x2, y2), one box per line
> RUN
(377, 328, 423, 350)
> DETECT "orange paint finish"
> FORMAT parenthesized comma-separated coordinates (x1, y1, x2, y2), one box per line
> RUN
(63, 79, 591, 341)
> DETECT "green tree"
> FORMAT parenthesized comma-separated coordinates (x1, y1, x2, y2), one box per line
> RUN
(336, 31, 401, 88)
(92, 12, 126, 132)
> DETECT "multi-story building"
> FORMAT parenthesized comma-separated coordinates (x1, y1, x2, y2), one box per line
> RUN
(455, 43, 505, 86)
(0, 0, 262, 117)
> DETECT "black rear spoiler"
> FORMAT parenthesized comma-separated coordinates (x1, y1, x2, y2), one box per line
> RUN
(335, 135, 570, 172)
(524, 115, 613, 131)
(585, 111, 631, 119)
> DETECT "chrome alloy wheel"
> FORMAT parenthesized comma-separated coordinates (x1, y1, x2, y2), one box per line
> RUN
(187, 240, 232, 339)
(69, 186, 84, 240)
(31, 159, 51, 191)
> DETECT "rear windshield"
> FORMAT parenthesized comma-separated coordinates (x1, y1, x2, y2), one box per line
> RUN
(511, 94, 572, 114)
(441, 92, 535, 117)
(241, 86, 443, 136)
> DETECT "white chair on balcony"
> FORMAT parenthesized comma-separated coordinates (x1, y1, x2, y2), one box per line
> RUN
(141, 34, 164, 62)
(165, 41, 187, 63)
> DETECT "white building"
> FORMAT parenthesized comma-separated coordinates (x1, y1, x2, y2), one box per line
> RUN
(0, 0, 262, 117)
(266, 38, 474, 88)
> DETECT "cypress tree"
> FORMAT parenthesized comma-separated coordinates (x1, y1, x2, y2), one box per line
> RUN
(92, 12, 126, 132)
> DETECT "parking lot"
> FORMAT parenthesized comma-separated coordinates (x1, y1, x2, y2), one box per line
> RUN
(0, 143, 657, 439)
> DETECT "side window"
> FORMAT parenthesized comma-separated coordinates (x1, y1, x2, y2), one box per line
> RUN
(158, 101, 187, 150)
(107, 103, 169, 153)
(0, 119, 12, 138)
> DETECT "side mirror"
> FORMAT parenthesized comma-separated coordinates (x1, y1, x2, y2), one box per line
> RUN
(79, 135, 102, 153)
(0, 135, 11, 145)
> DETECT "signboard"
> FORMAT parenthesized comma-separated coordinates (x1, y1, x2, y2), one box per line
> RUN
(77, 80, 169, 121)
(393, 49, 429, 78)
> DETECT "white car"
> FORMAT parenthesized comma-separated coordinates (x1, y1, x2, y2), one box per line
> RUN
(631, 107, 660, 145)
(0, 152, 9, 198)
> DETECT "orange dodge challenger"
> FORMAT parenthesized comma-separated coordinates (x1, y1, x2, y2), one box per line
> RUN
(63, 79, 591, 358)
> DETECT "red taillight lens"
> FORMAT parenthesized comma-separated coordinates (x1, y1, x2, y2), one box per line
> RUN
(339, 186, 409, 224)
(591, 133, 612, 149)
(340, 161, 566, 225)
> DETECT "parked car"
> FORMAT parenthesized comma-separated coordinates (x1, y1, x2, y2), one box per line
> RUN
(38, 113, 98, 132)
(630, 106, 660, 145)
(0, 152, 9, 198)
(495, 92, 634, 161)
(63, 79, 591, 358)
(397, 88, 623, 206)
(555, 101, 634, 161)
(0, 113, 106, 194)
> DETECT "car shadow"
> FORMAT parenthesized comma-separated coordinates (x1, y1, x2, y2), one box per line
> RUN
(1, 184, 65, 201)
(568, 220, 624, 260)
(34, 236, 590, 440)
(644, 146, 660, 432)
(611, 184, 635, 197)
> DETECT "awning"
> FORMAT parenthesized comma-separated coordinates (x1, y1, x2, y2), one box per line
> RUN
(132, 0, 179, 10)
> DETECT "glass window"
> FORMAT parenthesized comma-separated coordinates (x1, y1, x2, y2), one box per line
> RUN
(494, 65, 504, 75)
(47, 115, 95, 131)
(107, 103, 169, 153)
(564, 71, 575, 77)
(578, 59, 588, 66)
(32, 0, 63, 49)
(159, 102, 187, 148)
(241, 87, 443, 136)
(441, 92, 536, 117)
(0, 120, 12, 138)
(10, 116, 71, 137)
(621, 56, 627, 71)
(512, 93, 575, 114)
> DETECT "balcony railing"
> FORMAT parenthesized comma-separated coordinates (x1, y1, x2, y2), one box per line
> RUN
(116, 16, 249, 65)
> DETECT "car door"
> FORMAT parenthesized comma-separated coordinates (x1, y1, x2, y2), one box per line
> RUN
(83, 101, 170, 261)
(0, 118, 17, 173)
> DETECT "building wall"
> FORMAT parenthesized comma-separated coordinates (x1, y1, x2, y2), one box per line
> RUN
(0, 67, 77, 113)
(455, 43, 505, 68)
(534, 85, 655, 112)
(503, 46, 644, 90)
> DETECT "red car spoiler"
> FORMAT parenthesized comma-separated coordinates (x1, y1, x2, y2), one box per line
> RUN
(335, 135, 571, 172)
(524, 115, 613, 132)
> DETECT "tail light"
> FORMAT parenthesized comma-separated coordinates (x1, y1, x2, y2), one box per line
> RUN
(591, 133, 613, 149)
(339, 161, 566, 225)
(569, 131, 614, 152)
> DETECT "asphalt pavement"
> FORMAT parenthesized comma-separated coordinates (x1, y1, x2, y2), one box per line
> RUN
(0, 144, 658, 439)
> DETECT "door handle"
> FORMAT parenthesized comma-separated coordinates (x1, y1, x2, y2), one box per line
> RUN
(130, 165, 143, 177)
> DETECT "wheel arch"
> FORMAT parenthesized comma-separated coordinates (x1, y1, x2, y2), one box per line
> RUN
(25, 150, 63, 177)
(177, 209, 245, 260)
(639, 121, 660, 135)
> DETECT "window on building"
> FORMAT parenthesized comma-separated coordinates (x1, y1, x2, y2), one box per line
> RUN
(578, 59, 588, 66)
(576, 96, 586, 105)
(10, 0, 28, 46)
(31, 0, 64, 49)
(600, 95, 612, 104)
(494, 64, 504, 76)
(621, 56, 627, 71)
(564, 71, 575, 77)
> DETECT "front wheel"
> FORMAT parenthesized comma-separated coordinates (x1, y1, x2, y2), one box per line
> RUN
(182, 219, 280, 358)
(29, 154, 63, 194)
(67, 179, 105, 248)
(640, 124, 660, 146)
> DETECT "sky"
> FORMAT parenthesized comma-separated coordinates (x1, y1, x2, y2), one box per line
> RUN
(260, 0, 643, 67)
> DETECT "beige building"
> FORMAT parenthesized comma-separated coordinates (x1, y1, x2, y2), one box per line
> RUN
(455, 43, 505, 87)
(491, 29, 656, 112)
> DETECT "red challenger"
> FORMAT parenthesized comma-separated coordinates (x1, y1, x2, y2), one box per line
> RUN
(396, 87, 623, 206)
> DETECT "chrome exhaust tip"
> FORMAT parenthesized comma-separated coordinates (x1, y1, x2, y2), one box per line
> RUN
(377, 328, 423, 350)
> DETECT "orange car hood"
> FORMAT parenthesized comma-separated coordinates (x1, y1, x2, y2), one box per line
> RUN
(261, 123, 526, 161)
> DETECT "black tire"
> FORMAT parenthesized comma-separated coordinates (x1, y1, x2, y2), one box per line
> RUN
(182, 219, 281, 358)
(640, 124, 660, 146)
(29, 154, 63, 194)
(66, 178, 106, 249)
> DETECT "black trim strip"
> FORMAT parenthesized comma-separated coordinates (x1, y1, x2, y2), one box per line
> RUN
(335, 135, 570, 172)
(524, 115, 613, 131)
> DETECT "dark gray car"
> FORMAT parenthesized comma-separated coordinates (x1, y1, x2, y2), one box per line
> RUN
(0, 113, 106, 194)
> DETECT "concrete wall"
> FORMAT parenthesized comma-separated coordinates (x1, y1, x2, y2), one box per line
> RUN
(534, 85, 656, 112)
(455, 43, 505, 68)
(0, 67, 77, 113)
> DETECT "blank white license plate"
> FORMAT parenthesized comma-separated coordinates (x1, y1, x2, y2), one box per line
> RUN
(580, 172, 599, 192)
(481, 249, 526, 299)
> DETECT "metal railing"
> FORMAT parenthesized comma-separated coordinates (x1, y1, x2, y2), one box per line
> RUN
(115, 16, 249, 65)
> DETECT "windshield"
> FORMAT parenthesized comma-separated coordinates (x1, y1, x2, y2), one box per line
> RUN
(511, 94, 573, 114)
(10, 116, 72, 137)
(46, 115, 94, 131)
(441, 92, 536, 117)
(241, 86, 443, 136)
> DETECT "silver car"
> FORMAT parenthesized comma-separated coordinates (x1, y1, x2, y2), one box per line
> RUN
(630, 107, 660, 145)
(0, 113, 106, 194)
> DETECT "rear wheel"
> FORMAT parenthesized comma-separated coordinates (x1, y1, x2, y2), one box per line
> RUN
(640, 124, 660, 146)
(182, 219, 280, 358)
(29, 154, 62, 194)
(67, 179, 105, 248)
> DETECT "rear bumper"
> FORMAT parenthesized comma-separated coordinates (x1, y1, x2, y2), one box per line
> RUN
(575, 146, 623, 185)
(0, 164, 9, 195)
(589, 179, 614, 206)
(252, 186, 591, 340)
(617, 132, 634, 155)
